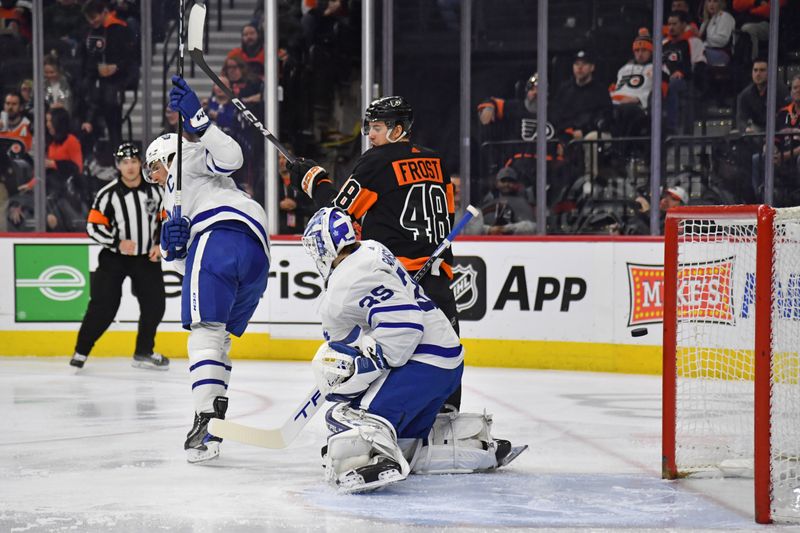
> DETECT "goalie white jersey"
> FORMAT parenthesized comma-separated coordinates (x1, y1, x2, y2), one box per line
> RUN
(160, 124, 270, 271)
(320, 240, 463, 370)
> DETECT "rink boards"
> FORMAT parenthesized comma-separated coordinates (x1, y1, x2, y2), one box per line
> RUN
(0, 234, 694, 373)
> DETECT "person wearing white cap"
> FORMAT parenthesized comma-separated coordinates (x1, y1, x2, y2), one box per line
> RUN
(629, 185, 688, 234)
(662, 185, 689, 208)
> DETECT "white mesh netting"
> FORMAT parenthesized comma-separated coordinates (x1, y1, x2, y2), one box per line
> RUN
(674, 216, 757, 473)
(769, 207, 800, 522)
(672, 207, 800, 523)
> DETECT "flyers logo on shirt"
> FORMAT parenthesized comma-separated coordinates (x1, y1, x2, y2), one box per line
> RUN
(392, 158, 444, 186)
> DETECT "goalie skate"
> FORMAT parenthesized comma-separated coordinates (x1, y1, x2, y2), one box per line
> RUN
(495, 439, 528, 468)
(336, 457, 405, 494)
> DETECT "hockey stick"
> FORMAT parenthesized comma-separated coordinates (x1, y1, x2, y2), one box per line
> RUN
(206, 205, 479, 449)
(174, 0, 185, 218)
(413, 205, 479, 282)
(186, 3, 296, 164)
(209, 386, 323, 449)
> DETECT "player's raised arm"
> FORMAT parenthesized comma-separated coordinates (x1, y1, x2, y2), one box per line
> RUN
(169, 75, 243, 176)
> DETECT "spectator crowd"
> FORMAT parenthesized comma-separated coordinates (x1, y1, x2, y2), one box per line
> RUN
(476, 0, 799, 234)
(0, 0, 798, 235)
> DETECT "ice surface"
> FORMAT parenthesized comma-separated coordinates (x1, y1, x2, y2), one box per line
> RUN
(1, 358, 785, 532)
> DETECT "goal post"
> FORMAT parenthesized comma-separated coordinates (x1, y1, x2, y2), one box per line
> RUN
(662, 204, 800, 524)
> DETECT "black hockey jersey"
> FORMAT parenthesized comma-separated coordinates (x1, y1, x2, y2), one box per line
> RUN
(313, 142, 455, 277)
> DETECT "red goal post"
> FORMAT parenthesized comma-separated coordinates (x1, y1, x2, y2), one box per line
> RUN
(662, 204, 800, 524)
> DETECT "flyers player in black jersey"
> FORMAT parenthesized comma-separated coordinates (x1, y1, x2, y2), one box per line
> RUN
(290, 96, 463, 409)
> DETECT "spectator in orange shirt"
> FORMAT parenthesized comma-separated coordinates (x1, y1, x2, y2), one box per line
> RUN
(46, 107, 83, 182)
(0, 0, 31, 42)
(732, 0, 787, 61)
(0, 91, 32, 152)
(226, 23, 264, 78)
(44, 107, 85, 230)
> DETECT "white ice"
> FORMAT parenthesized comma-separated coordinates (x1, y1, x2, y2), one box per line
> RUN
(1, 358, 786, 532)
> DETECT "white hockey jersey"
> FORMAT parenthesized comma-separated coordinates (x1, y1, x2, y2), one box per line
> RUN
(160, 124, 270, 272)
(320, 240, 463, 370)
(611, 61, 654, 109)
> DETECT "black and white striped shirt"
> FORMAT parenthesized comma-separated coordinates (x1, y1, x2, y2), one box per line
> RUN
(86, 179, 164, 256)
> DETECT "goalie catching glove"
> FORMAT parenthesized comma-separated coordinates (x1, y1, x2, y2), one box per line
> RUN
(312, 337, 388, 402)
(169, 75, 210, 136)
(287, 157, 331, 198)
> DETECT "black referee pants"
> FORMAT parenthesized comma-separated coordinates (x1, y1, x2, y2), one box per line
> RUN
(417, 272, 462, 410)
(75, 248, 166, 357)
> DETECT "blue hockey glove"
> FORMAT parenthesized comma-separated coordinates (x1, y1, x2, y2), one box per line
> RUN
(169, 75, 210, 135)
(325, 341, 387, 402)
(160, 215, 191, 261)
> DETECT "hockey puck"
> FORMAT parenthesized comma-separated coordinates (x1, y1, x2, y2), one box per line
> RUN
(631, 327, 649, 338)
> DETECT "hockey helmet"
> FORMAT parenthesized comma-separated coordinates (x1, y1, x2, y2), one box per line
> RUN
(302, 207, 357, 281)
(143, 133, 178, 183)
(525, 73, 539, 92)
(362, 96, 414, 136)
(114, 142, 141, 164)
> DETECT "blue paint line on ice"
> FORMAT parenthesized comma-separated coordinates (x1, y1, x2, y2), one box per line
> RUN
(302, 473, 754, 529)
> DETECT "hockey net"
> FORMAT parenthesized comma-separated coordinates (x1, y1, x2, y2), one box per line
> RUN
(662, 205, 800, 524)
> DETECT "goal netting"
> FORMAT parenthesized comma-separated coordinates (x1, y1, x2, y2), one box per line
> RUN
(662, 205, 800, 524)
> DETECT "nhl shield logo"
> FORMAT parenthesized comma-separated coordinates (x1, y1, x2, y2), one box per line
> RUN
(451, 257, 486, 320)
(452, 264, 478, 313)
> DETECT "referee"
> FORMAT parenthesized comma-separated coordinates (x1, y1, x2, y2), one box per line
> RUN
(70, 142, 170, 370)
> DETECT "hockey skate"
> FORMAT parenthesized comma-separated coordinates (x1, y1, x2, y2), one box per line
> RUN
(335, 456, 406, 494)
(185, 396, 228, 463)
(69, 353, 88, 369)
(494, 439, 528, 468)
(131, 352, 170, 370)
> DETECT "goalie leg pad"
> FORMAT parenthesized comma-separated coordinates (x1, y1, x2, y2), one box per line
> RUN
(324, 404, 410, 492)
(188, 322, 231, 414)
(412, 411, 503, 474)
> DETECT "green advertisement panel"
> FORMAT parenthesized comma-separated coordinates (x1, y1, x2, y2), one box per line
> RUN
(15, 244, 90, 322)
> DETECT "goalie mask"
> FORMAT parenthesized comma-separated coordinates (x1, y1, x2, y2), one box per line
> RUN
(302, 207, 357, 281)
(362, 96, 414, 139)
(143, 133, 178, 184)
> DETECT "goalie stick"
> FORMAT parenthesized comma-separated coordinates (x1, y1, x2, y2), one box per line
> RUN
(209, 386, 323, 449)
(186, 3, 296, 164)
(208, 205, 480, 449)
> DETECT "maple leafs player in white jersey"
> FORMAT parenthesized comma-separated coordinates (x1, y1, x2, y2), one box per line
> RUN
(302, 207, 526, 493)
(143, 75, 270, 463)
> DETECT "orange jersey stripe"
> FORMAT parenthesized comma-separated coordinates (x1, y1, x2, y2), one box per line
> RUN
(445, 183, 455, 214)
(398, 256, 453, 279)
(87, 209, 110, 227)
(346, 187, 378, 219)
